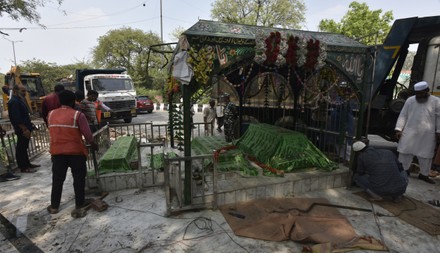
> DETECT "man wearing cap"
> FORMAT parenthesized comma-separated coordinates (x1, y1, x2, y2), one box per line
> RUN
(223, 93, 238, 142)
(352, 140, 408, 202)
(395, 81, 440, 184)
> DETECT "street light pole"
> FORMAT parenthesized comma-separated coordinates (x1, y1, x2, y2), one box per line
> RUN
(160, 0, 163, 43)
(3, 38, 23, 66)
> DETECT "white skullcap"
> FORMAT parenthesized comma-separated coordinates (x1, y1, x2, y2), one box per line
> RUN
(352, 141, 366, 152)
(414, 81, 429, 91)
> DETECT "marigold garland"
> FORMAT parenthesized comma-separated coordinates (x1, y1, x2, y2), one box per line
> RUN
(187, 46, 215, 84)
(166, 76, 179, 97)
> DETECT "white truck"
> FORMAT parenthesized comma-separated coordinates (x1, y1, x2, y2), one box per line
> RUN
(75, 69, 137, 123)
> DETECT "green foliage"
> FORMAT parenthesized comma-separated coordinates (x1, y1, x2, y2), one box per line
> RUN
(402, 51, 415, 71)
(92, 27, 171, 90)
(211, 0, 305, 29)
(19, 59, 93, 92)
(0, 73, 4, 86)
(169, 26, 186, 42)
(169, 103, 184, 143)
(318, 1, 393, 45)
(0, 0, 63, 24)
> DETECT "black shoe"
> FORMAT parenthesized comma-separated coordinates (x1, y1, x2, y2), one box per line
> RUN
(392, 195, 404, 203)
(2, 172, 20, 181)
(29, 164, 41, 168)
(406, 170, 410, 176)
(418, 174, 435, 184)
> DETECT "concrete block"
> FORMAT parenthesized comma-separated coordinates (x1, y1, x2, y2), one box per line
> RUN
(216, 193, 225, 206)
(302, 178, 311, 193)
(274, 184, 284, 198)
(256, 186, 266, 199)
(334, 174, 342, 188)
(236, 189, 247, 202)
(245, 188, 256, 201)
(224, 191, 236, 205)
(293, 180, 302, 194)
(265, 185, 275, 198)
(326, 175, 334, 189)
(283, 182, 294, 197)
(102, 176, 116, 191)
(310, 177, 321, 191)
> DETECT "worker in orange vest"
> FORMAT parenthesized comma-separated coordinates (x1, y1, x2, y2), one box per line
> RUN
(94, 98, 111, 127)
(47, 90, 98, 216)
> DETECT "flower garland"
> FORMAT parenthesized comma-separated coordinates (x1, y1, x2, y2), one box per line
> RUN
(166, 76, 180, 97)
(254, 31, 287, 67)
(187, 46, 215, 84)
(285, 35, 298, 68)
(254, 31, 327, 71)
(221, 63, 254, 88)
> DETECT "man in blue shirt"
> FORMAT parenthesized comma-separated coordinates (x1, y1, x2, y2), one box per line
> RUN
(353, 140, 408, 202)
(8, 84, 40, 173)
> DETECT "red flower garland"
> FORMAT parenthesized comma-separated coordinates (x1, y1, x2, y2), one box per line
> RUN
(264, 31, 281, 66)
(285, 35, 298, 69)
(247, 155, 285, 176)
(304, 39, 320, 71)
(214, 145, 237, 162)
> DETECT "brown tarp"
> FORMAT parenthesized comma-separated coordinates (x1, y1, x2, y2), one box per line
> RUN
(355, 192, 440, 235)
(219, 197, 357, 244)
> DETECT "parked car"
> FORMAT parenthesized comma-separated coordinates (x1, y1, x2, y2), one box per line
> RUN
(136, 95, 154, 113)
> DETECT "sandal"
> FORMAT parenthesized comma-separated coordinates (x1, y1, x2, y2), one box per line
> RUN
(428, 200, 440, 207)
(20, 168, 37, 173)
(47, 205, 59, 214)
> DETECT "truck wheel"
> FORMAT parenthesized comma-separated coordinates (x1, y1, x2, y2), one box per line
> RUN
(124, 117, 132, 123)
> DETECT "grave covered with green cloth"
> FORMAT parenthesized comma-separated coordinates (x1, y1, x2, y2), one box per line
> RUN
(98, 136, 138, 174)
(235, 123, 337, 172)
(192, 123, 337, 175)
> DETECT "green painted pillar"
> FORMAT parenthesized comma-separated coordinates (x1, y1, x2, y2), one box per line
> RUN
(182, 82, 192, 205)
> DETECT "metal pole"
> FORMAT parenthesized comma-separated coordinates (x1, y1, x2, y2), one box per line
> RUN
(365, 32, 379, 136)
(12, 41, 17, 65)
(160, 0, 163, 43)
(3, 38, 22, 65)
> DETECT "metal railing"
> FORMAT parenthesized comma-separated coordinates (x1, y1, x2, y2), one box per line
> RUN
(0, 121, 49, 171)
(164, 154, 217, 216)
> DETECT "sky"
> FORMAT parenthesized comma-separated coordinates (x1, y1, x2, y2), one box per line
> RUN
(1, 0, 440, 74)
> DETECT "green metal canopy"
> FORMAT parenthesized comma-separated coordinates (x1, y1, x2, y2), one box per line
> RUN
(184, 19, 366, 48)
(182, 20, 370, 87)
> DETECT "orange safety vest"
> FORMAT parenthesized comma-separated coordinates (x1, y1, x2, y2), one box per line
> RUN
(48, 106, 88, 156)
(94, 100, 102, 124)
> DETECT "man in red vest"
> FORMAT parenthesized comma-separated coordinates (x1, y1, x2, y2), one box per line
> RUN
(46, 90, 98, 217)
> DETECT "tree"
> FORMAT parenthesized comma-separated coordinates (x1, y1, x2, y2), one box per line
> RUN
(169, 26, 186, 43)
(20, 59, 92, 92)
(0, 0, 63, 25)
(211, 0, 306, 29)
(402, 51, 415, 71)
(318, 1, 393, 45)
(92, 27, 170, 89)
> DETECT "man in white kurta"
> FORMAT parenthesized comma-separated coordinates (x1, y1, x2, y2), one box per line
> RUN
(395, 81, 440, 184)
